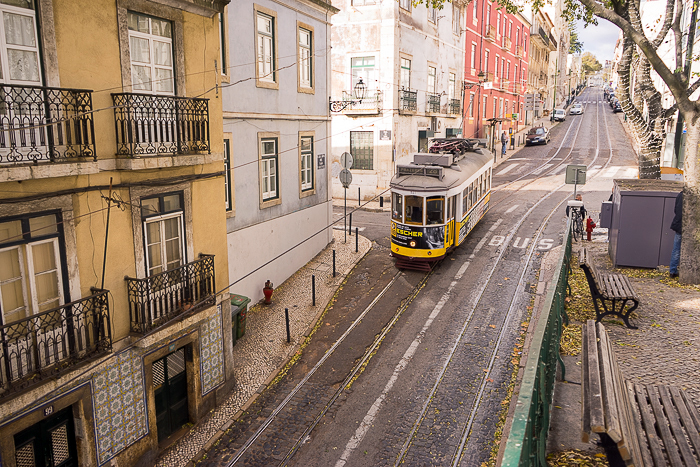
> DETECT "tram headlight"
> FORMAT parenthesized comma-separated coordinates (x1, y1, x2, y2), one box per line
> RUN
(410, 240, 416, 247)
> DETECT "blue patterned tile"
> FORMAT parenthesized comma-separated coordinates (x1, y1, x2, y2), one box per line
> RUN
(200, 312, 225, 395)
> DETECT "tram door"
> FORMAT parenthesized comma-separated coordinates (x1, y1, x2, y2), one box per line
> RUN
(447, 196, 457, 247)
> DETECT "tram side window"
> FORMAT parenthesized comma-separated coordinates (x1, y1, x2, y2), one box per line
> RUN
(488, 170, 491, 190)
(392, 193, 403, 222)
(405, 195, 423, 225)
(426, 196, 444, 224)
(462, 188, 468, 216)
(469, 183, 474, 209)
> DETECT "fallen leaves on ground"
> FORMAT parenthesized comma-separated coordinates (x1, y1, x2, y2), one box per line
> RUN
(547, 450, 607, 466)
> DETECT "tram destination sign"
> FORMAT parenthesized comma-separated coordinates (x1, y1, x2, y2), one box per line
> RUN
(396, 165, 444, 179)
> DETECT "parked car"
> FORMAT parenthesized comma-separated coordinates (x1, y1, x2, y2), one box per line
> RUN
(612, 100, 623, 113)
(525, 126, 551, 145)
(551, 108, 566, 122)
(609, 97, 618, 108)
(570, 103, 583, 115)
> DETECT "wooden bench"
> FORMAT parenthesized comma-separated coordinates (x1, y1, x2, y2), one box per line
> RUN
(579, 247, 640, 329)
(582, 320, 700, 466)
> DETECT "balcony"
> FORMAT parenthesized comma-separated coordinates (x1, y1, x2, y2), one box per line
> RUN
(0, 85, 96, 165)
(549, 34, 558, 49)
(530, 25, 551, 49)
(426, 93, 441, 113)
(112, 93, 210, 157)
(513, 83, 524, 94)
(126, 254, 215, 334)
(515, 45, 524, 58)
(500, 79, 510, 92)
(449, 98, 461, 115)
(501, 36, 512, 51)
(486, 25, 497, 42)
(399, 89, 417, 113)
(483, 72, 495, 83)
(0, 289, 111, 397)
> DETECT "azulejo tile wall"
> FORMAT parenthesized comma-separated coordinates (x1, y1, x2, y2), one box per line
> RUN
(92, 349, 147, 465)
(200, 309, 225, 395)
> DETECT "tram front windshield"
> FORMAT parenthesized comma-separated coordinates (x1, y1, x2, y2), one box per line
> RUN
(404, 195, 423, 225)
(426, 197, 444, 224)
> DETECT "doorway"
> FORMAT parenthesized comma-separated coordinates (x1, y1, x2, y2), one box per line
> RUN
(153, 347, 189, 442)
(14, 406, 77, 467)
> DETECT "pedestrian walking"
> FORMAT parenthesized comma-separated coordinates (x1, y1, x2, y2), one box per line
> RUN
(669, 191, 683, 278)
(500, 131, 507, 157)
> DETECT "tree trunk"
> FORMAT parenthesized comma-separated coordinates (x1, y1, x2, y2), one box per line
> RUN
(680, 120, 700, 283)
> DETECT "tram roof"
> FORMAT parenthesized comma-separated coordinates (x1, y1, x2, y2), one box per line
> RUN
(390, 149, 493, 192)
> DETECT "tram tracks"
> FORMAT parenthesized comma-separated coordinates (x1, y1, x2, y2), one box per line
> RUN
(212, 89, 615, 467)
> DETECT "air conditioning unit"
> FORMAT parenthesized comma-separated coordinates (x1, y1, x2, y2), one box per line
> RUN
(446, 128, 462, 137)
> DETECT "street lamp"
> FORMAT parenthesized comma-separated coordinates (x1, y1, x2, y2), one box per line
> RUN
(465, 71, 487, 138)
(329, 78, 369, 112)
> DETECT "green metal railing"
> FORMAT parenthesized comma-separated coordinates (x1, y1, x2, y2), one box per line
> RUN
(500, 220, 572, 467)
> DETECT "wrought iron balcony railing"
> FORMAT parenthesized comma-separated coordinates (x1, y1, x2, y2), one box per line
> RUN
(0, 85, 96, 165)
(427, 93, 441, 113)
(500, 79, 510, 91)
(330, 90, 382, 114)
(486, 25, 497, 42)
(515, 45, 524, 58)
(449, 98, 461, 115)
(399, 89, 417, 112)
(112, 93, 210, 157)
(0, 289, 111, 397)
(126, 254, 215, 334)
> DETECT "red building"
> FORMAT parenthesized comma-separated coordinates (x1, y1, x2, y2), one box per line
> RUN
(461, 0, 530, 146)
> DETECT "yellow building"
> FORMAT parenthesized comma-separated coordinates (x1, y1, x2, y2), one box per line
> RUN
(0, 0, 232, 465)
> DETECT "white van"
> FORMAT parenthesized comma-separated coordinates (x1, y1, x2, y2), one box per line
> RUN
(552, 109, 566, 122)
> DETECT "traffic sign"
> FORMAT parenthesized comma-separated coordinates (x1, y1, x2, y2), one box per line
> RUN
(339, 168, 352, 188)
(565, 165, 587, 185)
(511, 113, 519, 119)
(340, 152, 353, 169)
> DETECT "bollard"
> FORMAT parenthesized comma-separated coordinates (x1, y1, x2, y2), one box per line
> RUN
(285, 308, 290, 343)
(355, 228, 358, 252)
(379, 196, 384, 208)
(349, 213, 352, 235)
(333, 250, 336, 277)
(358, 187, 361, 206)
(312, 275, 316, 306)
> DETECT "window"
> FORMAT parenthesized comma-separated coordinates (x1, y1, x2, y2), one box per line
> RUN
(469, 93, 475, 117)
(128, 12, 174, 94)
(427, 66, 437, 94)
(392, 193, 403, 222)
(496, 13, 500, 35)
(298, 27, 312, 89)
(495, 54, 500, 77)
(256, 11, 276, 83)
(350, 131, 373, 170)
(501, 58, 505, 79)
(0, 212, 65, 325)
(400, 0, 411, 11)
(483, 96, 487, 118)
(448, 73, 456, 100)
(353, 0, 376, 5)
(472, 0, 477, 20)
(486, 3, 490, 26)
(426, 197, 444, 224)
(260, 138, 278, 200)
(493, 98, 497, 118)
(351, 56, 375, 90)
(141, 193, 185, 277)
(0, 1, 40, 84)
(400, 58, 411, 89)
(404, 196, 423, 225)
(507, 61, 511, 81)
(428, 3, 437, 23)
(300, 135, 314, 192)
(452, 3, 461, 34)
(224, 139, 232, 211)
(470, 43, 476, 70)
(508, 21, 512, 38)
(484, 50, 489, 72)
(219, 12, 227, 77)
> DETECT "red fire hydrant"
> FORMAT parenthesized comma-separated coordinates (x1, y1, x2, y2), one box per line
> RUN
(586, 217, 596, 241)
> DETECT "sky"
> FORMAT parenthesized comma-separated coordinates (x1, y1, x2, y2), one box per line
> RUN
(575, 18, 621, 63)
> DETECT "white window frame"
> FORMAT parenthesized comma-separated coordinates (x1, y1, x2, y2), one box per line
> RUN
(255, 6, 278, 88)
(224, 139, 232, 211)
(400, 0, 411, 11)
(427, 66, 437, 94)
(470, 43, 476, 71)
(299, 133, 315, 195)
(0, 2, 41, 85)
(400, 57, 411, 89)
(469, 92, 475, 118)
(495, 54, 500, 77)
(428, 3, 437, 23)
(143, 212, 185, 277)
(452, 3, 461, 35)
(351, 56, 375, 90)
(260, 136, 279, 203)
(127, 11, 174, 95)
(448, 72, 456, 100)
(298, 24, 313, 91)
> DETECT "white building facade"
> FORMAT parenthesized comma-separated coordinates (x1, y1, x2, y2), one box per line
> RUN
(223, 0, 338, 304)
(329, 0, 467, 201)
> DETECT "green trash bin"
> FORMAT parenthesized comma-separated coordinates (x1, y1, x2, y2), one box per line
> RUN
(231, 294, 250, 344)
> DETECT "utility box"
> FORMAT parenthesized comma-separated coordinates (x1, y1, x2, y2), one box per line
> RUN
(599, 201, 613, 229)
(230, 294, 250, 345)
(608, 179, 683, 268)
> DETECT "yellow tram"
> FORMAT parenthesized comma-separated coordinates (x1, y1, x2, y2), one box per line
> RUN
(390, 138, 493, 270)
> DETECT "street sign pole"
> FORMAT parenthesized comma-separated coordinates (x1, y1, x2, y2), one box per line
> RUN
(339, 152, 354, 244)
(344, 188, 347, 243)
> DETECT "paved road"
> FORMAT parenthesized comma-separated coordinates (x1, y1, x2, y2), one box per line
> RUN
(200, 88, 640, 467)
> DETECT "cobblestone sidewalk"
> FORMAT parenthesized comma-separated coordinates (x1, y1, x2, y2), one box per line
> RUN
(155, 230, 372, 467)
